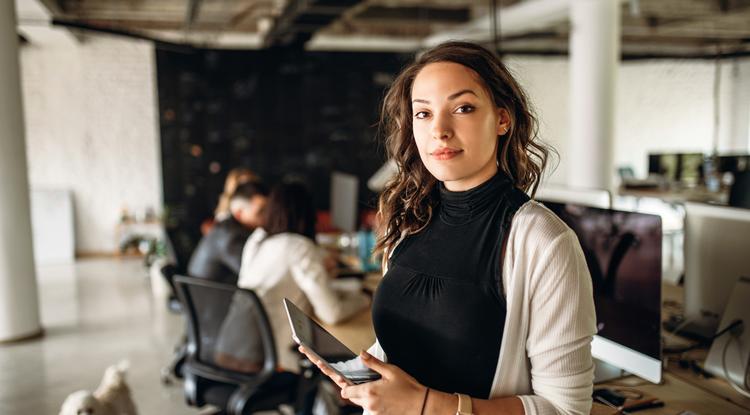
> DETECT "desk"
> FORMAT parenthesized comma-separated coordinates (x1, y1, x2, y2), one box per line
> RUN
(323, 273, 379, 353)
(321, 278, 750, 414)
(618, 186, 728, 205)
(593, 373, 749, 414)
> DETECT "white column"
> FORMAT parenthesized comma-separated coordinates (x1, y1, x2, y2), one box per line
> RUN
(719, 58, 750, 153)
(567, 0, 620, 190)
(0, 0, 42, 342)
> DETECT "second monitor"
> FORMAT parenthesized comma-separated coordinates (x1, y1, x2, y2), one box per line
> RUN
(540, 200, 663, 383)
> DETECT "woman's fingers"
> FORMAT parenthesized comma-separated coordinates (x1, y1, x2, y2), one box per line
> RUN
(298, 345, 350, 388)
(359, 350, 393, 378)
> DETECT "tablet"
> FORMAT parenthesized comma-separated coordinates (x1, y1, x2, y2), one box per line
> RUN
(283, 298, 381, 385)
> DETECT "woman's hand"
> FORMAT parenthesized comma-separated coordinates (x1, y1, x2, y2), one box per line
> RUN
(298, 346, 427, 415)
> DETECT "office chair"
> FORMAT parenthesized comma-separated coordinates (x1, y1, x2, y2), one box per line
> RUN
(173, 276, 309, 414)
(159, 261, 187, 385)
(729, 170, 750, 209)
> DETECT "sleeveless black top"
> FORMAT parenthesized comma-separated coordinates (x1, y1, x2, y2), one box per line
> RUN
(371, 173, 530, 398)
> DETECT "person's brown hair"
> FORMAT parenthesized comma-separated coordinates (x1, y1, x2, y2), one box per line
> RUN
(375, 41, 552, 255)
(263, 182, 317, 241)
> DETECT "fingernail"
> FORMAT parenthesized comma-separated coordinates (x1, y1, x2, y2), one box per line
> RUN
(359, 350, 370, 360)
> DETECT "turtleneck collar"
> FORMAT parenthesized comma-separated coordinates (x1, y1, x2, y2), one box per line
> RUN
(438, 172, 512, 225)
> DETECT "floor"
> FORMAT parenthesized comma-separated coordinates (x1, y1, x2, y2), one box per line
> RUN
(0, 257, 202, 415)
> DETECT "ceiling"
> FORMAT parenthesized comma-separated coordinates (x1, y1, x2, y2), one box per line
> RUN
(15, 0, 750, 58)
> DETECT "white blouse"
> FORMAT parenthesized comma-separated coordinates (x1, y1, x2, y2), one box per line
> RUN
(368, 200, 597, 415)
(238, 228, 370, 372)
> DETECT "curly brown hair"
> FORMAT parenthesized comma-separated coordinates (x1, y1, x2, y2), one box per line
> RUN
(375, 41, 552, 255)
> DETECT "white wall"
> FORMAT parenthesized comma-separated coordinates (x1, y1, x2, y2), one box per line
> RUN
(506, 55, 750, 186)
(20, 29, 162, 254)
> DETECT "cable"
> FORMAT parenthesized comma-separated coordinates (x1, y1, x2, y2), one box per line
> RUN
(663, 319, 743, 354)
(721, 333, 750, 398)
(488, 0, 503, 55)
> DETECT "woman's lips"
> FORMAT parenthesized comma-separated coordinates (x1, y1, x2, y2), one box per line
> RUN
(430, 147, 463, 160)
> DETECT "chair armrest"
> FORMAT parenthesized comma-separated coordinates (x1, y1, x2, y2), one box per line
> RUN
(185, 360, 274, 389)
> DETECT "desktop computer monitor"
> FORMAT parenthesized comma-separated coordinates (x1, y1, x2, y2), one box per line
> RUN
(330, 171, 359, 233)
(717, 154, 750, 174)
(678, 153, 704, 186)
(648, 153, 704, 185)
(541, 201, 663, 383)
(648, 153, 678, 181)
(682, 202, 750, 338)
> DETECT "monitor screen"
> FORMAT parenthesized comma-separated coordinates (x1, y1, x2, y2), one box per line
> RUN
(647, 153, 704, 185)
(718, 154, 750, 174)
(330, 171, 359, 232)
(678, 153, 704, 185)
(647, 153, 678, 180)
(541, 201, 662, 360)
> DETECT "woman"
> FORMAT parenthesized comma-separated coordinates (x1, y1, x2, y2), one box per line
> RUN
(301, 42, 596, 415)
(238, 182, 370, 372)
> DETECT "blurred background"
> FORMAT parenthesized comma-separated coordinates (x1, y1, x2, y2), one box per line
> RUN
(2, 0, 750, 414)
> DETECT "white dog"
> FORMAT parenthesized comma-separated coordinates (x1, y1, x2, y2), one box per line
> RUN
(59, 361, 138, 415)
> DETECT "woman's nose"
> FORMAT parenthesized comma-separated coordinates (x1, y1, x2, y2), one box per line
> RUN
(430, 113, 453, 140)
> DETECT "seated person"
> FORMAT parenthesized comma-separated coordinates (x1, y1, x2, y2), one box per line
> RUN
(238, 182, 370, 372)
(187, 181, 268, 284)
(202, 167, 260, 235)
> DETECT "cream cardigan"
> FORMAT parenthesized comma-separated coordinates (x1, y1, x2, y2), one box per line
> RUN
(368, 200, 597, 415)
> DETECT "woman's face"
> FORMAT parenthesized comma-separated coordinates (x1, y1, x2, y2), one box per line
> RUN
(411, 62, 510, 191)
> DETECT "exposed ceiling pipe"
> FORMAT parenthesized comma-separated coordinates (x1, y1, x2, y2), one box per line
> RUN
(185, 0, 203, 33)
(423, 0, 629, 48)
(423, 0, 570, 47)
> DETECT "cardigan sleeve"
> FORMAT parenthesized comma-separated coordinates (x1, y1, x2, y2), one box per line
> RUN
(517, 229, 597, 415)
(289, 239, 369, 325)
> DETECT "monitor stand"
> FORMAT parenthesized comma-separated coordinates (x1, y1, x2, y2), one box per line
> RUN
(593, 358, 628, 383)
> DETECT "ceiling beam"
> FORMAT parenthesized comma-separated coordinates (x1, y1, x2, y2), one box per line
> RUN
(263, 0, 363, 48)
(50, 18, 194, 52)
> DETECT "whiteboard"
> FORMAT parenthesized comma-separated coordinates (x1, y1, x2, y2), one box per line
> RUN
(30, 189, 75, 264)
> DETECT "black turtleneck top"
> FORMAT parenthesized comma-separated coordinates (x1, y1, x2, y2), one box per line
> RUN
(371, 173, 530, 398)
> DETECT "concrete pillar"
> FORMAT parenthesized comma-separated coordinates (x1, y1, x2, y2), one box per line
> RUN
(0, 0, 42, 342)
(719, 58, 750, 153)
(567, 0, 620, 190)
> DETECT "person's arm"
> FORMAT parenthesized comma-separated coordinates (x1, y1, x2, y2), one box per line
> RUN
(515, 228, 597, 415)
(220, 228, 248, 276)
(290, 239, 369, 324)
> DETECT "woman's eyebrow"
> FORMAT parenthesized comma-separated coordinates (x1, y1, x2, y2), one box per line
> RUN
(412, 89, 478, 104)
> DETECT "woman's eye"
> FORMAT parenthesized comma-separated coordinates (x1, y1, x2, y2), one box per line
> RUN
(456, 105, 475, 114)
(414, 111, 430, 119)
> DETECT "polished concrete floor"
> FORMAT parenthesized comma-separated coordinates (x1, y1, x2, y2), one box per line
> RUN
(0, 257, 201, 414)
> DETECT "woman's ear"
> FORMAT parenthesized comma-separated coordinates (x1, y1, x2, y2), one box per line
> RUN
(497, 108, 511, 136)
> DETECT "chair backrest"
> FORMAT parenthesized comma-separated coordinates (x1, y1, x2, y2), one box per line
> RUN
(729, 170, 750, 209)
(173, 276, 278, 378)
